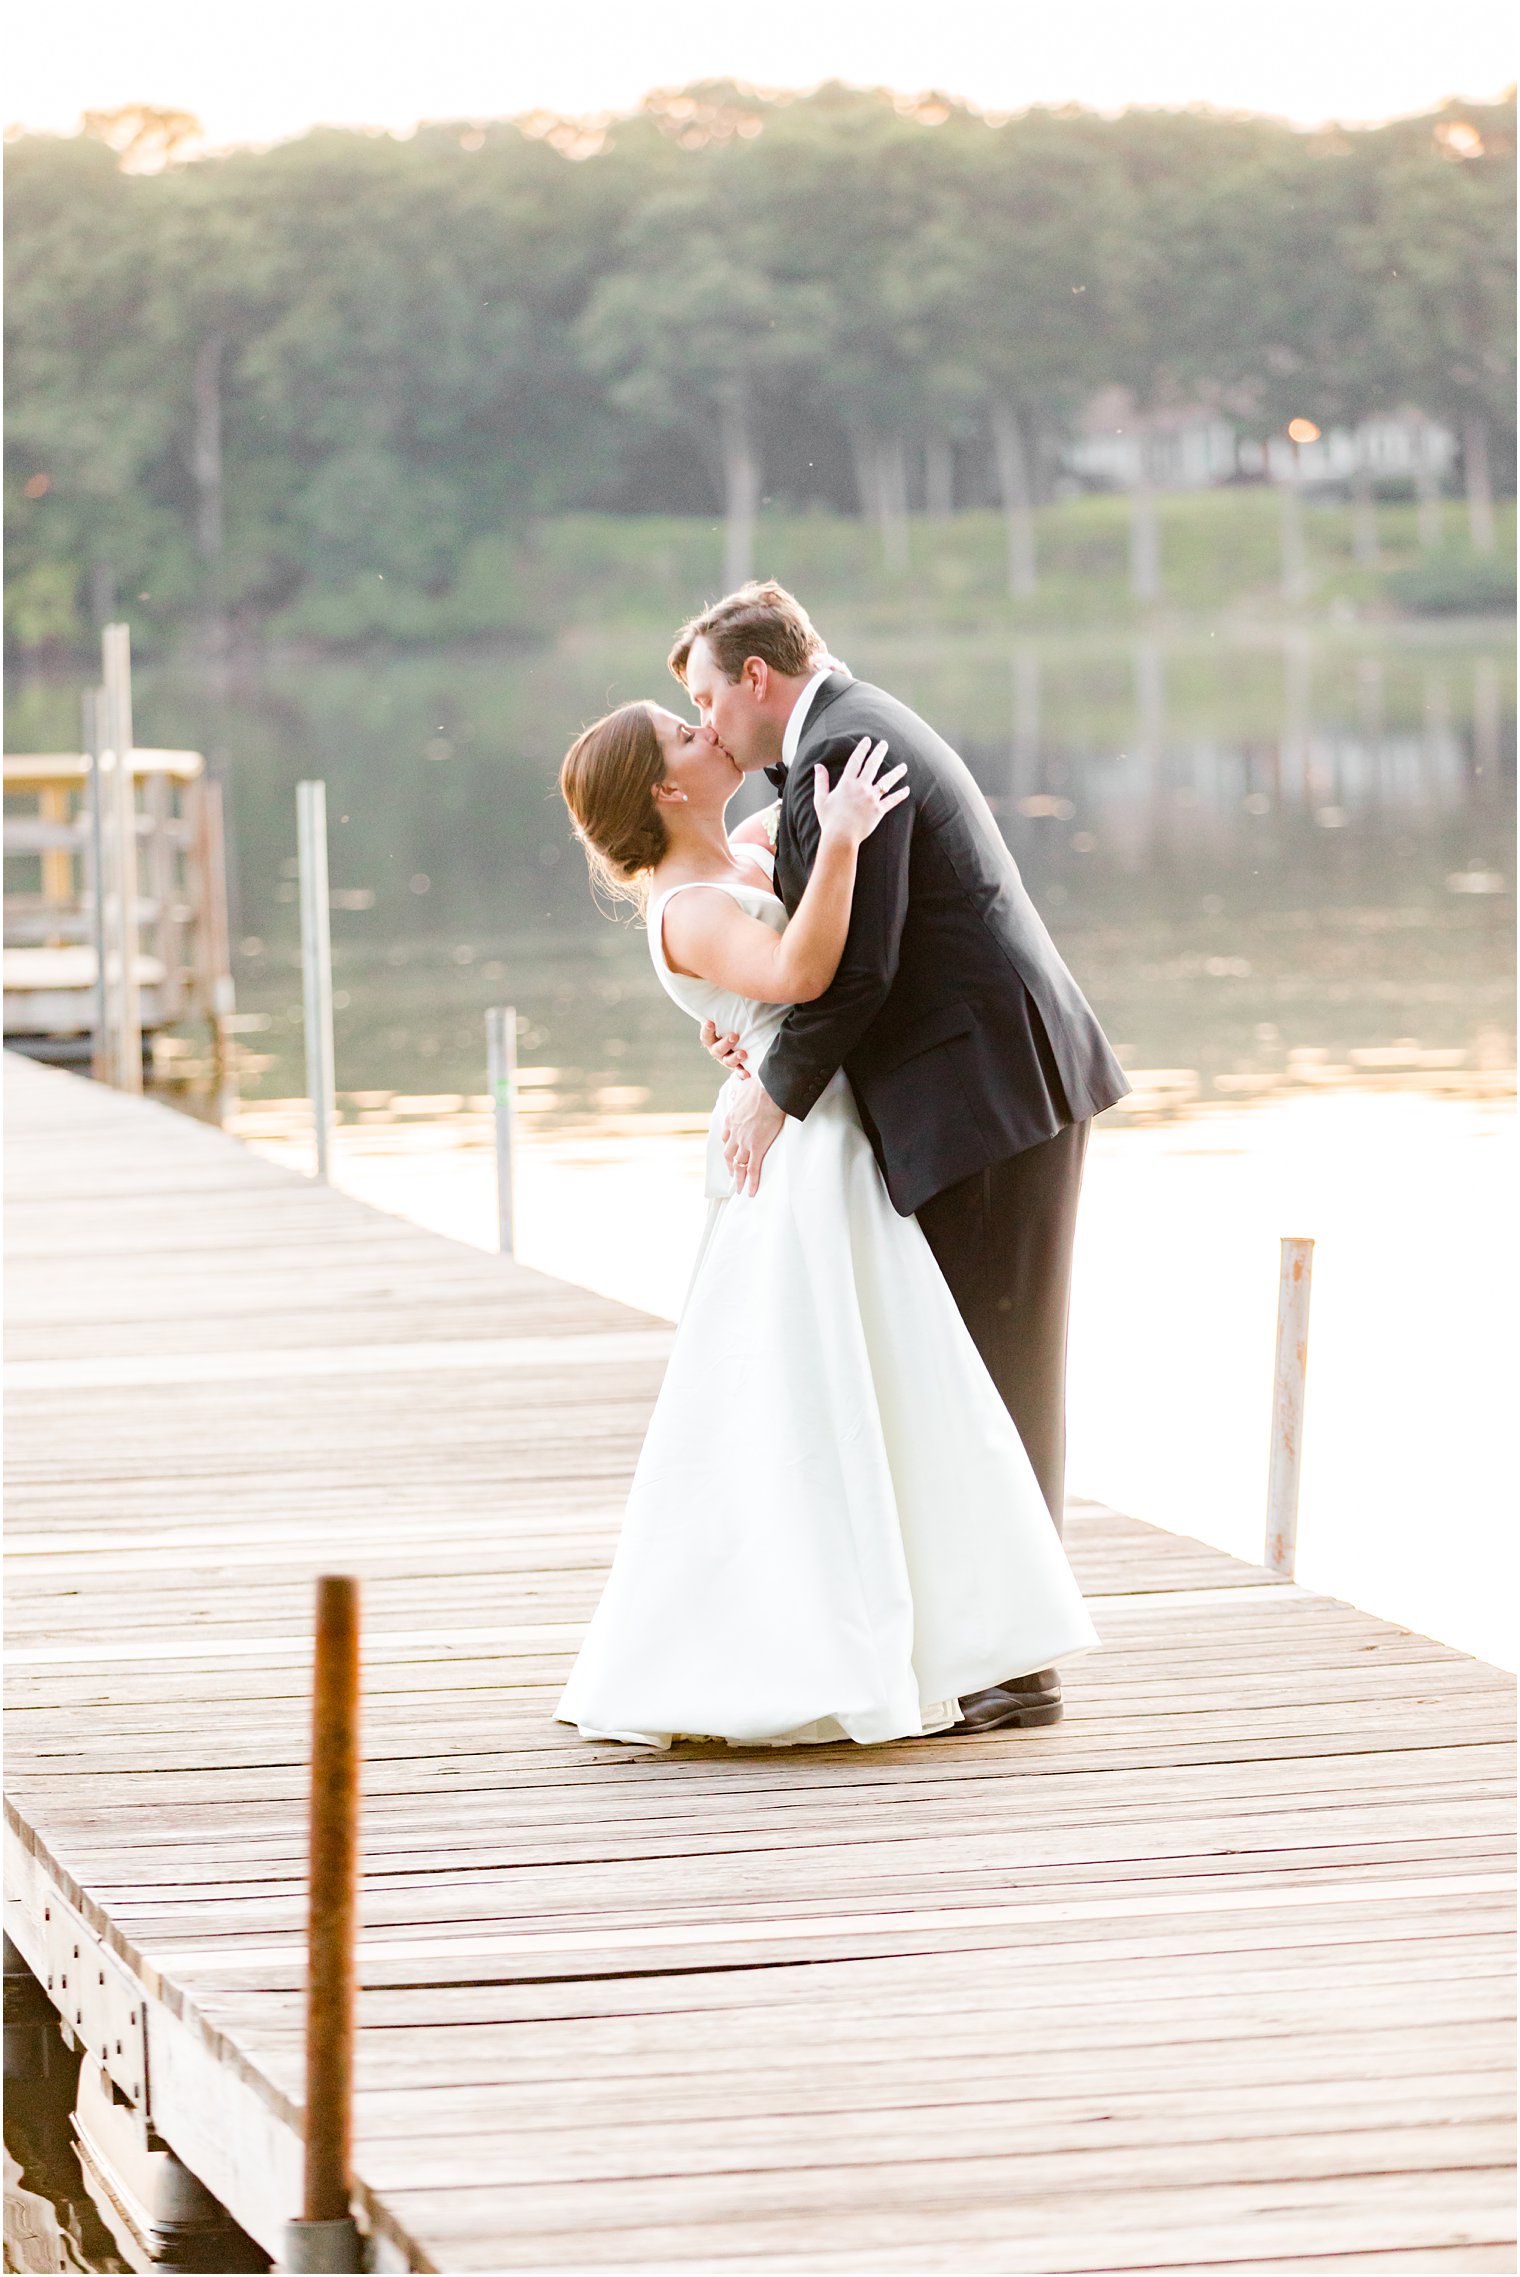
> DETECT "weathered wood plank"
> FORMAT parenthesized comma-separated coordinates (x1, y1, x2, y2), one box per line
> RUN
(4, 1051, 1514, 2274)
(367, 2166, 1520, 2268)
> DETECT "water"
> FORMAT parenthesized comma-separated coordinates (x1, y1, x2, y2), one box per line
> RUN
(5, 621, 1513, 1113)
(6, 618, 1516, 1671)
(239, 1087, 1516, 1672)
(2, 2058, 126, 2277)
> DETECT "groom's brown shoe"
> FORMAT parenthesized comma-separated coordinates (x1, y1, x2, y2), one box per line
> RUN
(945, 1670, 1062, 1733)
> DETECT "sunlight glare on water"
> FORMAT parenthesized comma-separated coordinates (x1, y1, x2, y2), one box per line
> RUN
(242, 1086, 1515, 1673)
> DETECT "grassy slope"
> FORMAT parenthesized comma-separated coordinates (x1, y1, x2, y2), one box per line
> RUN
(270, 487, 1517, 648)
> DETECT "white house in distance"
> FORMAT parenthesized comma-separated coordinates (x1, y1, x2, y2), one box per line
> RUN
(1066, 388, 1458, 490)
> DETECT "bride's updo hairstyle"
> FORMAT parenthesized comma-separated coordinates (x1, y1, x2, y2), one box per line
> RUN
(560, 702, 667, 910)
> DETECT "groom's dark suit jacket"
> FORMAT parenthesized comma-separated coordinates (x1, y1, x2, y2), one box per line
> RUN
(763, 673, 1130, 1218)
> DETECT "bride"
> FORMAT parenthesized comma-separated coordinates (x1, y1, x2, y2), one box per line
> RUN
(554, 701, 1099, 1749)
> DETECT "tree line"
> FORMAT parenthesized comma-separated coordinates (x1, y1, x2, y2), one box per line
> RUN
(4, 81, 1514, 652)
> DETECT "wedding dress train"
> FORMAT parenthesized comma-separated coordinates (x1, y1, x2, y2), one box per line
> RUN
(555, 859, 1099, 1749)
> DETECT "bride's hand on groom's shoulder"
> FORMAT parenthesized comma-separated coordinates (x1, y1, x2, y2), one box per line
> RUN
(701, 1018, 750, 1078)
(813, 738, 906, 849)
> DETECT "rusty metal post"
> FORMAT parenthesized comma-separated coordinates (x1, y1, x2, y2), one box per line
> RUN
(284, 1576, 364, 2274)
(1265, 1237, 1314, 1579)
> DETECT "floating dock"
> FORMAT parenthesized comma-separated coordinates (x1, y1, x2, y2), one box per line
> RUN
(4, 1050, 1515, 2271)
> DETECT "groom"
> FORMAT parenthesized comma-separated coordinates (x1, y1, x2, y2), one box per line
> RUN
(670, 580, 1130, 1734)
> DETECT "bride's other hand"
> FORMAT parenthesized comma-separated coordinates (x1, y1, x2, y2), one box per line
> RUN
(701, 1018, 750, 1078)
(813, 738, 907, 849)
(723, 1076, 786, 1197)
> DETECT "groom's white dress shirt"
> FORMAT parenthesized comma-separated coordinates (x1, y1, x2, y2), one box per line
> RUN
(780, 661, 852, 769)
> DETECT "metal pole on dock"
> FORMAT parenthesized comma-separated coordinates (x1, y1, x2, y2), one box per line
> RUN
(1265, 1237, 1314, 1579)
(297, 781, 337, 1182)
(102, 624, 143, 1092)
(284, 1575, 364, 2275)
(487, 1004, 518, 1257)
(198, 777, 239, 1124)
(82, 687, 112, 1085)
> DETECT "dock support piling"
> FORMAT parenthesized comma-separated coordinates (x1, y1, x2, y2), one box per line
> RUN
(285, 1574, 364, 2274)
(487, 1004, 518, 1257)
(297, 781, 337, 1182)
(283, 2218, 366, 2274)
(1265, 1236, 1314, 1579)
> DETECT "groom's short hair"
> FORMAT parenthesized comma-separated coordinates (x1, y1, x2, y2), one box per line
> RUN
(669, 580, 827, 686)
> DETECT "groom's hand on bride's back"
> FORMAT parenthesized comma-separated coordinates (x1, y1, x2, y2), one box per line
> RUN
(701, 1019, 750, 1077)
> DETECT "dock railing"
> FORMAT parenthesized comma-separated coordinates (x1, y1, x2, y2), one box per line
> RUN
(4, 623, 236, 1106)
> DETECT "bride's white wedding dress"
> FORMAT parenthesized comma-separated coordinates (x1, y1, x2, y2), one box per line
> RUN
(555, 854, 1099, 1749)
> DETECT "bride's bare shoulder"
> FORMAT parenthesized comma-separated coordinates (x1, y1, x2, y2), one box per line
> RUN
(653, 873, 747, 979)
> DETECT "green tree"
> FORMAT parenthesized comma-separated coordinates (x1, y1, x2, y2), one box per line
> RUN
(1367, 99, 1516, 555)
(1097, 109, 1293, 601)
(741, 89, 972, 574)
(5, 86, 1514, 654)
(578, 93, 831, 587)
(922, 107, 1121, 596)
(4, 132, 182, 646)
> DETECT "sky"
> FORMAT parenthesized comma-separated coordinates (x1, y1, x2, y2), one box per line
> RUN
(6, 0, 1514, 150)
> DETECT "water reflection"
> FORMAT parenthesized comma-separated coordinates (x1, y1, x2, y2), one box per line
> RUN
(7, 619, 1511, 1673)
(236, 1088, 1517, 1672)
(4, 624, 1512, 1117)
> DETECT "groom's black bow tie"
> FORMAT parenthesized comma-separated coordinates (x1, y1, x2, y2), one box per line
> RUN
(764, 760, 789, 790)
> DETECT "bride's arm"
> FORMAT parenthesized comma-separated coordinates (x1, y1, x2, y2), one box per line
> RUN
(661, 740, 902, 1005)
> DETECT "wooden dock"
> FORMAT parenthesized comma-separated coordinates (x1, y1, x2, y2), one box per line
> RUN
(3, 742, 235, 1100)
(4, 1049, 1515, 2272)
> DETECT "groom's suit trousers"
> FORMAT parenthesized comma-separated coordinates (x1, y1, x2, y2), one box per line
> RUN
(916, 1118, 1091, 1538)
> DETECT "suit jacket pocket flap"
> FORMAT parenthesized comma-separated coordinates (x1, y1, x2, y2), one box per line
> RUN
(873, 1000, 975, 1075)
